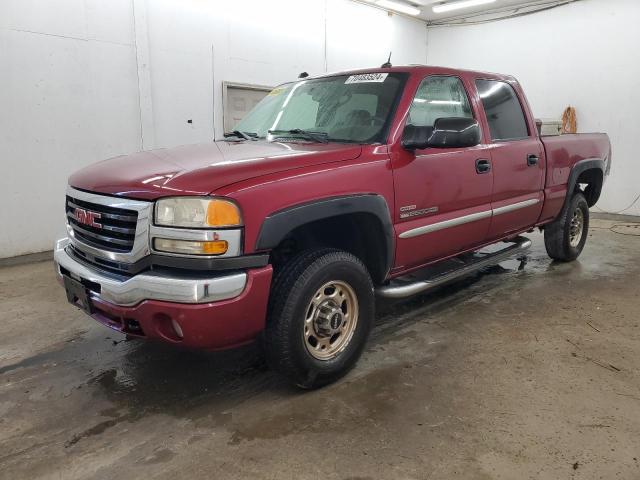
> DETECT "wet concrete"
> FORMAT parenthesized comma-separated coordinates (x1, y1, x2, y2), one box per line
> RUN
(1, 217, 639, 479)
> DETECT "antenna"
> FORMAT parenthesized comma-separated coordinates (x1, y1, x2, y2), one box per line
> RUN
(298, 71, 309, 79)
(381, 52, 392, 68)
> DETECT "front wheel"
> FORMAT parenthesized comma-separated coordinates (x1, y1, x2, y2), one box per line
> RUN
(544, 192, 590, 261)
(264, 249, 374, 388)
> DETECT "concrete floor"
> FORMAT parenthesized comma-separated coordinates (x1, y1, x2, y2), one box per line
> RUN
(1, 217, 639, 480)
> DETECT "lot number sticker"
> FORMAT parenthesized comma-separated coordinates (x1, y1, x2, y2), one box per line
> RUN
(345, 73, 389, 84)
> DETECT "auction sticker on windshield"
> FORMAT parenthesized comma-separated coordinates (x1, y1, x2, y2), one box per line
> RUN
(345, 73, 389, 84)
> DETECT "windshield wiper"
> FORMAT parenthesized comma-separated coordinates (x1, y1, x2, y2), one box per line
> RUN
(223, 130, 258, 141)
(268, 129, 329, 143)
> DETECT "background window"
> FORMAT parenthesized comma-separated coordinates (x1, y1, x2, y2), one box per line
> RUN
(476, 79, 529, 141)
(407, 76, 473, 130)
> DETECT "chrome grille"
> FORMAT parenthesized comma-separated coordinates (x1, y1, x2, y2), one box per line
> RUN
(65, 187, 152, 266)
(66, 195, 138, 252)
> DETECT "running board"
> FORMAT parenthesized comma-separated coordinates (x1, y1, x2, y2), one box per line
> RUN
(376, 236, 532, 299)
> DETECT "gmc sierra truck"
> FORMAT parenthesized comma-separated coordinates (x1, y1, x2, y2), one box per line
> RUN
(55, 66, 611, 388)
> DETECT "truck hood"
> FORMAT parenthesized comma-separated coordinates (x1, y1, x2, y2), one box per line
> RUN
(69, 141, 363, 200)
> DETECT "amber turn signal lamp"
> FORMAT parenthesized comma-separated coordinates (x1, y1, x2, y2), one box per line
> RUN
(154, 238, 228, 256)
(206, 200, 241, 227)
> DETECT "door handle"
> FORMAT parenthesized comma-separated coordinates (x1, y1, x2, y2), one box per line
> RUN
(527, 154, 539, 166)
(476, 158, 491, 174)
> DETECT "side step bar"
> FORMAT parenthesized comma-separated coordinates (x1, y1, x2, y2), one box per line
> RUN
(376, 236, 532, 299)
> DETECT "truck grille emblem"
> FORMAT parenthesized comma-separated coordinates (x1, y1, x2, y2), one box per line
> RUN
(74, 208, 102, 229)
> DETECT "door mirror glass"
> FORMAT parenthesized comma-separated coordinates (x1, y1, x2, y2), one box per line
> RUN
(401, 124, 433, 150)
(429, 117, 481, 148)
(402, 117, 481, 150)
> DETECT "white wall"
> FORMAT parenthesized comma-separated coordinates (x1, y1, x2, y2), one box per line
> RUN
(0, 0, 142, 259)
(0, 0, 427, 259)
(426, 0, 640, 216)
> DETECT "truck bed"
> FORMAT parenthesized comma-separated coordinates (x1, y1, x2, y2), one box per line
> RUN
(539, 133, 611, 222)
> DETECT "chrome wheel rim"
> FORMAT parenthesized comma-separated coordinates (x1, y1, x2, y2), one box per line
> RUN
(569, 207, 584, 247)
(303, 280, 359, 360)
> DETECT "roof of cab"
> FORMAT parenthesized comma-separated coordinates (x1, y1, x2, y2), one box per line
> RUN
(306, 64, 517, 83)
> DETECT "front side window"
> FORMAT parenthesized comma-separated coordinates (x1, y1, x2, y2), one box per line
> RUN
(233, 73, 407, 143)
(475, 79, 529, 141)
(407, 76, 473, 130)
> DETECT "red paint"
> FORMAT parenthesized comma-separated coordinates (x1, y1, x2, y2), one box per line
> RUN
(90, 266, 273, 350)
(67, 65, 611, 350)
(69, 141, 362, 200)
(539, 133, 611, 221)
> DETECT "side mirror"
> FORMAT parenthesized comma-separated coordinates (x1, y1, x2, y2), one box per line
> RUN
(401, 124, 434, 150)
(402, 117, 481, 150)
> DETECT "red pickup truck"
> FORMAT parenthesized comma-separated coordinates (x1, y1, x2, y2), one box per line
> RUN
(55, 65, 610, 388)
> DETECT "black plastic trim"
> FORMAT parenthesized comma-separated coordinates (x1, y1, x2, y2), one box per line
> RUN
(149, 253, 269, 272)
(560, 158, 605, 214)
(255, 194, 395, 277)
(68, 244, 269, 278)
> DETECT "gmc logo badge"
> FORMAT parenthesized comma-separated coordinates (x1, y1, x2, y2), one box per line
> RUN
(74, 208, 102, 229)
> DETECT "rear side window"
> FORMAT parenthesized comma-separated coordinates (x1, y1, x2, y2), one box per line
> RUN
(407, 76, 473, 128)
(476, 79, 528, 141)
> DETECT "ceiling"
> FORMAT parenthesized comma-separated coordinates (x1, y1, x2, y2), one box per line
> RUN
(393, 0, 565, 22)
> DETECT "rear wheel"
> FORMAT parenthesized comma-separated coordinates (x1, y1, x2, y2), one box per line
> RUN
(264, 249, 374, 388)
(544, 192, 589, 261)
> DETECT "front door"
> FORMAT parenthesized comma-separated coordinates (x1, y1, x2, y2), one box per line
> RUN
(392, 75, 494, 271)
(474, 79, 545, 239)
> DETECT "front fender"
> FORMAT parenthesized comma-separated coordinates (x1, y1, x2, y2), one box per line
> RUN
(255, 194, 395, 277)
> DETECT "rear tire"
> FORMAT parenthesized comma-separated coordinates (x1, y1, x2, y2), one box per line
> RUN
(544, 192, 589, 262)
(264, 249, 374, 389)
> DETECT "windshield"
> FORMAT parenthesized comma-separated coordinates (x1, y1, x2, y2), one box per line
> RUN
(233, 72, 407, 144)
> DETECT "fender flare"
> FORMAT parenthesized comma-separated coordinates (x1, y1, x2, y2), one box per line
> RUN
(255, 194, 395, 277)
(560, 158, 605, 213)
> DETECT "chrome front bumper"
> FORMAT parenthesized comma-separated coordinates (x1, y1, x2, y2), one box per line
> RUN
(54, 238, 247, 306)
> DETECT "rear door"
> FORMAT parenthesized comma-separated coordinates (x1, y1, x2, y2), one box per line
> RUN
(474, 79, 545, 239)
(392, 75, 494, 270)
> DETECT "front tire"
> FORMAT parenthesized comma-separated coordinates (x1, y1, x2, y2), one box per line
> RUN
(544, 192, 589, 261)
(264, 249, 374, 389)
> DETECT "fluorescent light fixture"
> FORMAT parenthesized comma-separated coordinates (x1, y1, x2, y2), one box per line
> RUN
(412, 99, 462, 104)
(376, 0, 421, 16)
(432, 0, 497, 14)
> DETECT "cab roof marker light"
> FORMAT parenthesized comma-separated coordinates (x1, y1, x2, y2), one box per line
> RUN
(432, 0, 496, 14)
(376, 0, 421, 16)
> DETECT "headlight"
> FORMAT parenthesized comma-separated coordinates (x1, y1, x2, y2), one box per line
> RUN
(155, 197, 242, 228)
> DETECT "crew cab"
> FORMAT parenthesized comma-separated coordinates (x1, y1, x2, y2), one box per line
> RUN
(55, 65, 611, 388)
